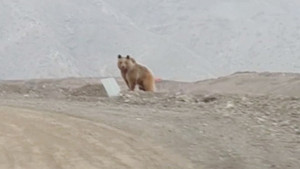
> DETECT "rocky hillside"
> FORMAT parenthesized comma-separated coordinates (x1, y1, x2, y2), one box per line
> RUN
(1, 0, 300, 81)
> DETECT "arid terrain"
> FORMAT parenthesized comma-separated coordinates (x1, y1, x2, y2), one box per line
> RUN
(0, 72, 299, 169)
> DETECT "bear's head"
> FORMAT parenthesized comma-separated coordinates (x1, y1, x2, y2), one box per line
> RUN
(117, 55, 136, 71)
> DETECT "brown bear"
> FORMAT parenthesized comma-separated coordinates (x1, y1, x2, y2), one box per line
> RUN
(117, 55, 155, 92)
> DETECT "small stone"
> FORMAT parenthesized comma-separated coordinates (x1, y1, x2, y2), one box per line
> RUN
(242, 97, 248, 101)
(226, 102, 235, 109)
(125, 94, 132, 98)
(202, 96, 217, 103)
(257, 117, 266, 122)
(176, 95, 191, 102)
(270, 164, 277, 168)
(280, 120, 290, 127)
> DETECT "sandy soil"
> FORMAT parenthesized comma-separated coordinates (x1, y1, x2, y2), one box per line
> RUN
(0, 72, 299, 169)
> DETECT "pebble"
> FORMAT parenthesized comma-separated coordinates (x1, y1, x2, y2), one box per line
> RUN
(226, 102, 235, 109)
(202, 95, 217, 103)
(176, 95, 191, 102)
(257, 117, 266, 122)
(279, 120, 290, 127)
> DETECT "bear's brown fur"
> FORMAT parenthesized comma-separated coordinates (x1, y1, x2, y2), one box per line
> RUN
(118, 55, 155, 92)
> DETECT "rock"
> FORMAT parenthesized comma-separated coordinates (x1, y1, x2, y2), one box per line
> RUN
(242, 97, 248, 101)
(176, 95, 191, 102)
(23, 94, 30, 97)
(202, 96, 217, 103)
(257, 117, 266, 122)
(226, 101, 235, 109)
(125, 94, 132, 98)
(279, 120, 290, 127)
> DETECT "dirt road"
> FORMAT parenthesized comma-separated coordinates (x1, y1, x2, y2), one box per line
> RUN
(0, 106, 191, 169)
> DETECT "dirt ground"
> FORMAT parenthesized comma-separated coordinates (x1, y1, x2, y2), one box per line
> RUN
(0, 72, 299, 169)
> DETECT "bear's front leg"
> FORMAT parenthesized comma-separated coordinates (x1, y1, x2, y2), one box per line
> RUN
(121, 72, 130, 89)
(128, 80, 136, 91)
(125, 79, 130, 89)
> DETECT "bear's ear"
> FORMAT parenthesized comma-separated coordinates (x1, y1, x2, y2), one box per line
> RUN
(126, 55, 130, 59)
(118, 54, 122, 59)
(130, 58, 136, 63)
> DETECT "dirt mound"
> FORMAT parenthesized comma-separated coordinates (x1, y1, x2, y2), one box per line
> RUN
(155, 80, 191, 93)
(70, 84, 107, 97)
(189, 72, 300, 97)
(1, 72, 300, 99)
(118, 91, 219, 107)
(0, 78, 112, 98)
